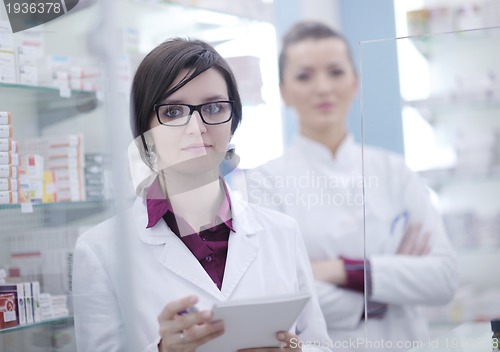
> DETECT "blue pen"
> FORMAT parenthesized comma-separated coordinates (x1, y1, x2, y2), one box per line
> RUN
(178, 306, 199, 316)
(390, 210, 408, 236)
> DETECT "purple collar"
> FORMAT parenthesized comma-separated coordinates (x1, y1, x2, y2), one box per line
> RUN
(145, 176, 234, 232)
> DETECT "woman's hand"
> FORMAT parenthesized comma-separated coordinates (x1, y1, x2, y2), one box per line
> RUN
(238, 331, 302, 351)
(397, 223, 431, 256)
(311, 258, 347, 285)
(157, 296, 224, 352)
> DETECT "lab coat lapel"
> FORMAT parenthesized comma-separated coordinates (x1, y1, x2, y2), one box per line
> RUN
(158, 235, 225, 300)
(133, 197, 224, 300)
(133, 190, 264, 301)
(220, 195, 262, 299)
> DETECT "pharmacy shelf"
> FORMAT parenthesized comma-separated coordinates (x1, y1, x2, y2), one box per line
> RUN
(0, 83, 99, 128)
(403, 96, 500, 121)
(0, 316, 73, 335)
(168, 0, 273, 21)
(126, 0, 272, 27)
(404, 95, 500, 109)
(0, 200, 113, 232)
(408, 28, 500, 58)
(418, 167, 500, 189)
(0, 83, 95, 96)
(0, 200, 110, 211)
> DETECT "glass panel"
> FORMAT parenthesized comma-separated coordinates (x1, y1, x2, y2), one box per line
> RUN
(360, 23, 500, 350)
(0, 1, 110, 351)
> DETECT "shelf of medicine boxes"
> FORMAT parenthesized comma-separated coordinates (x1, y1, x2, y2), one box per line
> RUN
(407, 27, 500, 59)
(127, 0, 273, 23)
(0, 83, 99, 129)
(120, 0, 272, 59)
(418, 167, 500, 190)
(0, 200, 113, 226)
(0, 316, 73, 335)
(403, 95, 500, 123)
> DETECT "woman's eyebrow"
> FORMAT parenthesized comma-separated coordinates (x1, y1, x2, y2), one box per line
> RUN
(160, 99, 183, 104)
(296, 66, 313, 71)
(327, 63, 343, 69)
(161, 95, 228, 104)
(202, 95, 228, 102)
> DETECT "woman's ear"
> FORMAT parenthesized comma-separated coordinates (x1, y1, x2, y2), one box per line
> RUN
(225, 143, 236, 160)
(138, 131, 159, 172)
(220, 143, 239, 176)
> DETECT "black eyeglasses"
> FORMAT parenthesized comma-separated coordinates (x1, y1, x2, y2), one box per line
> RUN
(153, 100, 234, 127)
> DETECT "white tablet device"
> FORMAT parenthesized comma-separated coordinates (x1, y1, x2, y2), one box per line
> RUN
(198, 292, 310, 352)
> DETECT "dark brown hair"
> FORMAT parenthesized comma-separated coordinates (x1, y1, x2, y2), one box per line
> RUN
(130, 38, 242, 161)
(278, 21, 355, 83)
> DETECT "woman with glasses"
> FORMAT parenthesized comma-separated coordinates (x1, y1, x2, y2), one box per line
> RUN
(72, 38, 331, 352)
(245, 21, 457, 351)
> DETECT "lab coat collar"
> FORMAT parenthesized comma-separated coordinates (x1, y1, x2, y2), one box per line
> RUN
(133, 185, 261, 246)
(291, 133, 357, 166)
(133, 186, 262, 300)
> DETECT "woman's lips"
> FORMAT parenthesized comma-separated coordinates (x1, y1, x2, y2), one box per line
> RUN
(182, 144, 212, 152)
(316, 102, 335, 112)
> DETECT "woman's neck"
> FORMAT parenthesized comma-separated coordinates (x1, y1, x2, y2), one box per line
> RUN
(300, 123, 348, 156)
(158, 170, 226, 234)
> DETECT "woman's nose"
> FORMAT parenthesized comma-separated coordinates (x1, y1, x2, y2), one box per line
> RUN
(185, 111, 207, 134)
(315, 75, 333, 93)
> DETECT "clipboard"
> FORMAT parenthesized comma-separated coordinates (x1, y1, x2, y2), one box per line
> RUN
(197, 292, 310, 352)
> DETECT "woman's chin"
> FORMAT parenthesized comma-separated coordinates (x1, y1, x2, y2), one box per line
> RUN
(162, 154, 224, 176)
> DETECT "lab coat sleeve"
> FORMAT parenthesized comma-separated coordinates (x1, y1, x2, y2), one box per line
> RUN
(293, 224, 334, 352)
(73, 239, 160, 352)
(369, 159, 458, 306)
(314, 281, 365, 330)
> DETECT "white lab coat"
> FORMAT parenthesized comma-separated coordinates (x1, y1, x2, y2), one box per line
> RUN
(72, 185, 333, 352)
(244, 134, 458, 351)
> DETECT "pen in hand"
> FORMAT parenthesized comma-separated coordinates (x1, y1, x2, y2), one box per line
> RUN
(177, 306, 199, 316)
